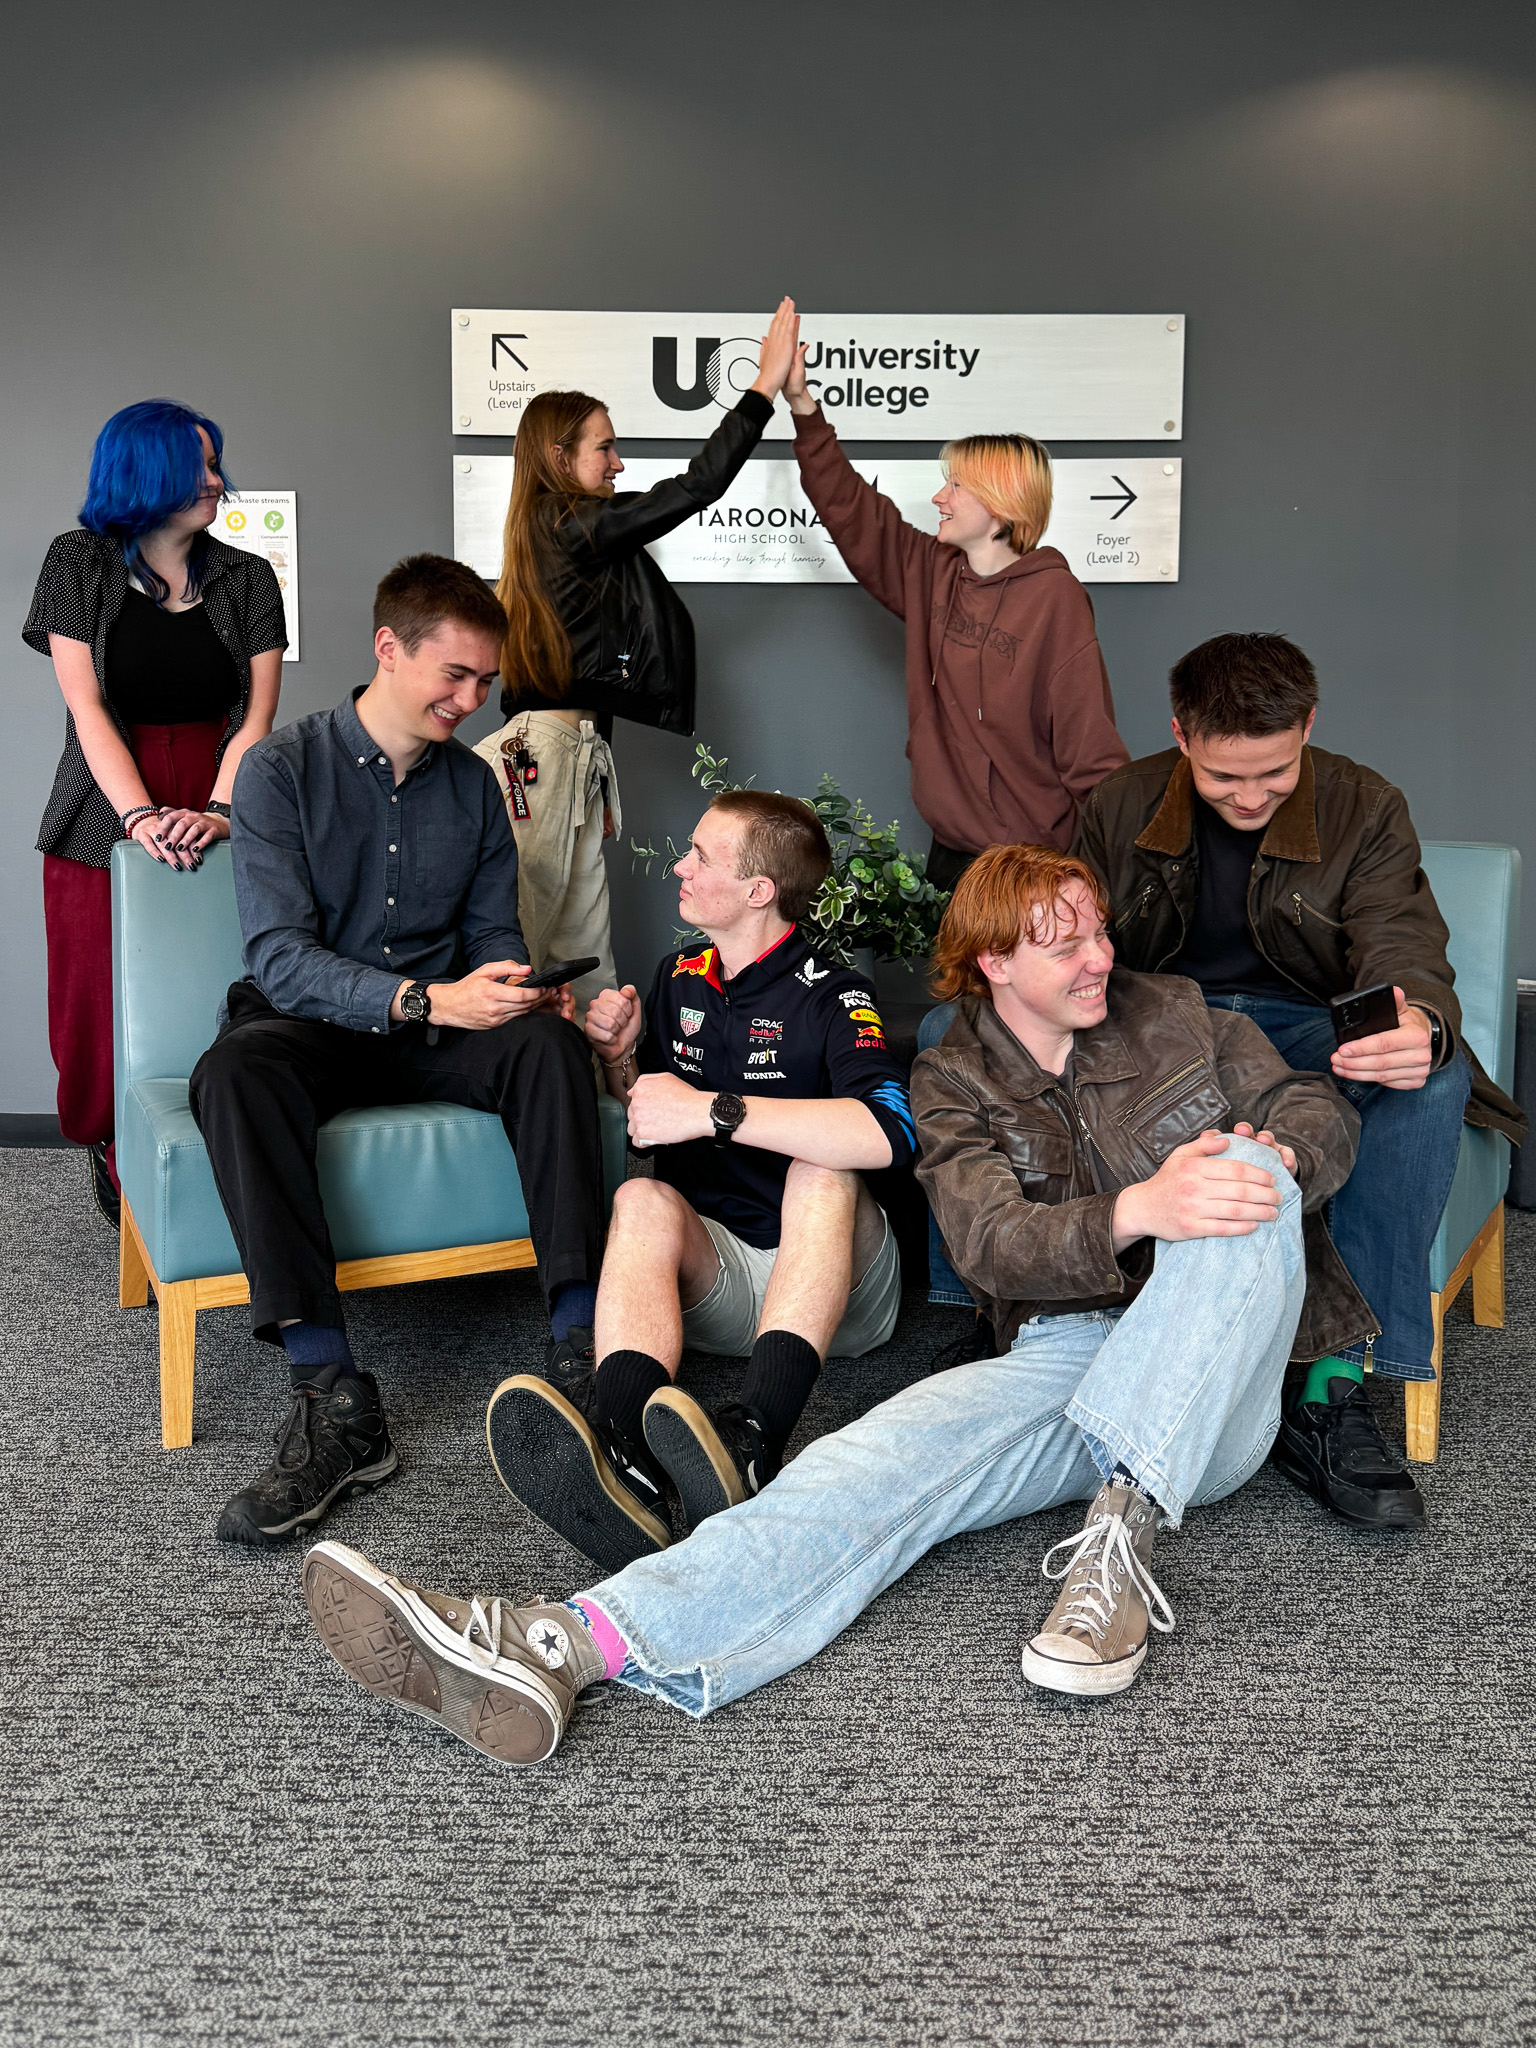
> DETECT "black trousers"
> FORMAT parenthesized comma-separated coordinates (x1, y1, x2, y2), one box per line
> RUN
(927, 837, 979, 894)
(189, 983, 604, 1342)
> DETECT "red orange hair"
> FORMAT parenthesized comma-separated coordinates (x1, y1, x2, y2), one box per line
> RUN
(931, 844, 1109, 1002)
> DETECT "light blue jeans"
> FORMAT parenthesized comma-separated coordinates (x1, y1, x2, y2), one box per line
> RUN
(584, 1136, 1305, 1719)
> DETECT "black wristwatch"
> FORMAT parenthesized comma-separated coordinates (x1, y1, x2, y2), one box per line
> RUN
(1425, 1012, 1444, 1066)
(710, 1091, 748, 1147)
(399, 981, 433, 1026)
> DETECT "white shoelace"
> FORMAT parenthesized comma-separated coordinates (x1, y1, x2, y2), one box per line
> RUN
(438, 1594, 509, 1664)
(1039, 1508, 1176, 1644)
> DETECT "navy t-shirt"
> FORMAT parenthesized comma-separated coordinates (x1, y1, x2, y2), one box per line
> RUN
(639, 926, 916, 1247)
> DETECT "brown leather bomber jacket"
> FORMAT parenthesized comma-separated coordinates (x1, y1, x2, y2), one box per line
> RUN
(1071, 746, 1525, 1143)
(911, 973, 1374, 1363)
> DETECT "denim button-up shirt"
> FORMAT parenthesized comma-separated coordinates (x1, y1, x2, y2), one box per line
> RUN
(230, 689, 526, 1033)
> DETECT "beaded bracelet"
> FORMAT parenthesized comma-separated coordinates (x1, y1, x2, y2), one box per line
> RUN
(120, 804, 161, 835)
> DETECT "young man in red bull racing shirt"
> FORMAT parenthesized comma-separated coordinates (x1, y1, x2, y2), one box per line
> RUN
(483, 789, 917, 1571)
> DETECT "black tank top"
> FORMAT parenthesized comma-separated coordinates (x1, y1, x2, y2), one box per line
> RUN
(105, 588, 241, 725)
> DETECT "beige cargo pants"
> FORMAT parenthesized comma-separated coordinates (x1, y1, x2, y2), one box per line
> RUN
(473, 711, 619, 1020)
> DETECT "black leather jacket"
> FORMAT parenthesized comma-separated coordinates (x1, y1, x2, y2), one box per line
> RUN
(500, 390, 773, 736)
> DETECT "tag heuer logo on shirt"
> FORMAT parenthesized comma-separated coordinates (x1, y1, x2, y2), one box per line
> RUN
(680, 1007, 705, 1036)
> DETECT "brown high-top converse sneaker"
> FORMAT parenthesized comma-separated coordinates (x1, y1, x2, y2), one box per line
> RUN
(1020, 1478, 1174, 1697)
(303, 1541, 605, 1766)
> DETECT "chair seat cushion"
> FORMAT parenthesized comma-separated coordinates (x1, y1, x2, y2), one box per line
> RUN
(120, 1080, 626, 1285)
(1428, 1123, 1509, 1294)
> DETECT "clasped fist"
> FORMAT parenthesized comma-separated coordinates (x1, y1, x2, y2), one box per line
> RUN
(1112, 1129, 1285, 1249)
(585, 984, 642, 1067)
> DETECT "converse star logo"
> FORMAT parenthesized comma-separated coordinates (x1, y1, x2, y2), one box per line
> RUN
(526, 1619, 570, 1669)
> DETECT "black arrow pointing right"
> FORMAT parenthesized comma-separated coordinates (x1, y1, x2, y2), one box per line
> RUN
(1090, 475, 1138, 521)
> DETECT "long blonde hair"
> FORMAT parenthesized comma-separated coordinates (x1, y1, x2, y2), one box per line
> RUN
(496, 388, 607, 694)
(941, 433, 1053, 555)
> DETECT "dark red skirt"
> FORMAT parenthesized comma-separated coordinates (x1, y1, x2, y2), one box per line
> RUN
(43, 719, 226, 1173)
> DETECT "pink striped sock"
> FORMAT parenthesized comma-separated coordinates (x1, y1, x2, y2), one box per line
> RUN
(570, 1598, 628, 1680)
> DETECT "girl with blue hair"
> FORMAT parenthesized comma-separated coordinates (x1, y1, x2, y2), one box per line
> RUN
(24, 398, 287, 1223)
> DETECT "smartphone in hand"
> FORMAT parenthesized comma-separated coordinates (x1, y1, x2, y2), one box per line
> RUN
(1329, 982, 1399, 1046)
(518, 955, 602, 992)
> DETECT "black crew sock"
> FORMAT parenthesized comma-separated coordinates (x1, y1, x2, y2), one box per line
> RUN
(738, 1330, 822, 1463)
(594, 1349, 669, 1442)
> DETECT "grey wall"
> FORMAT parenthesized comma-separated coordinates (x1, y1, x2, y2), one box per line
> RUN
(4, 1, 1535, 1111)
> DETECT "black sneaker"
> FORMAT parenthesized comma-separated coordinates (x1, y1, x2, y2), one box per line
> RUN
(927, 1314, 997, 1376)
(643, 1391, 777, 1531)
(485, 1374, 670, 1572)
(87, 1142, 120, 1230)
(544, 1324, 596, 1402)
(1271, 1376, 1427, 1530)
(217, 1363, 400, 1546)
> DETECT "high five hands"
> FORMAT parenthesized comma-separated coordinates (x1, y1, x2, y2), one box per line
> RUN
(749, 300, 802, 404)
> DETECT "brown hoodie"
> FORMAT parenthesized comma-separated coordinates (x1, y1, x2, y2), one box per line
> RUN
(793, 405, 1128, 855)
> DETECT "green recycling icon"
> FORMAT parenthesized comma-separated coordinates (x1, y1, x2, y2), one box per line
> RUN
(264, 510, 285, 531)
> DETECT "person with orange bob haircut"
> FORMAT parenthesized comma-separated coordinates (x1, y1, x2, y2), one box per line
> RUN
(785, 327, 1128, 895)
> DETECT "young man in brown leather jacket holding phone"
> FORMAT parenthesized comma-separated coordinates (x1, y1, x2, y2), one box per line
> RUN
(1073, 632, 1525, 1531)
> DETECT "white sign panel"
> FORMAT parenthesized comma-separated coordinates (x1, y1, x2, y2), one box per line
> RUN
(213, 493, 299, 661)
(452, 311, 1184, 441)
(454, 457, 1180, 586)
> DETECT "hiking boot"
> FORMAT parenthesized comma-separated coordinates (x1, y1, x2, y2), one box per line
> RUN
(303, 1540, 603, 1767)
(544, 1324, 596, 1402)
(1271, 1375, 1426, 1529)
(87, 1142, 120, 1230)
(217, 1364, 399, 1546)
(927, 1314, 997, 1376)
(1020, 1478, 1173, 1697)
(485, 1374, 670, 1573)
(643, 1391, 776, 1530)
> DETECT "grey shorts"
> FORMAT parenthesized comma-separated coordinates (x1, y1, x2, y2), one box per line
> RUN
(681, 1211, 902, 1359)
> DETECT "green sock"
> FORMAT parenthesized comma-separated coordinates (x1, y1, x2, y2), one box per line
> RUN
(1299, 1354, 1364, 1407)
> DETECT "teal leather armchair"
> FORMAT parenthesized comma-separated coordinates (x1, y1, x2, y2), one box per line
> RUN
(112, 840, 627, 1447)
(1411, 842, 1521, 1461)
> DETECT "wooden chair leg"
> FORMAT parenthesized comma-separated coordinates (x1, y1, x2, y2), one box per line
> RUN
(158, 1280, 197, 1449)
(1404, 1289, 1445, 1464)
(119, 1198, 149, 1309)
(1471, 1202, 1505, 1328)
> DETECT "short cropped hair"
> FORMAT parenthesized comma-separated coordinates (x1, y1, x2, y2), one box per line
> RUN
(931, 844, 1109, 1003)
(373, 553, 508, 655)
(1169, 632, 1319, 742)
(941, 433, 1053, 554)
(710, 790, 833, 924)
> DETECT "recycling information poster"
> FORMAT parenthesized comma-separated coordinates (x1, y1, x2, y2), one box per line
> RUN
(213, 493, 299, 660)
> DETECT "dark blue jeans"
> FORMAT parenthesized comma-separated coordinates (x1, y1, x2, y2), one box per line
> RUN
(1204, 995, 1470, 1382)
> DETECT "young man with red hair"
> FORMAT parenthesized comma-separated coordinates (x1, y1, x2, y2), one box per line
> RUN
(296, 845, 1361, 1766)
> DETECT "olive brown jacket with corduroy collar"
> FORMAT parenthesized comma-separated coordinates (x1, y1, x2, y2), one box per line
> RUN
(1071, 745, 1525, 1145)
(911, 975, 1372, 1363)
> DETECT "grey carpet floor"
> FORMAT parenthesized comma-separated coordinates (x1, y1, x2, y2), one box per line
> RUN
(0, 1148, 1533, 2047)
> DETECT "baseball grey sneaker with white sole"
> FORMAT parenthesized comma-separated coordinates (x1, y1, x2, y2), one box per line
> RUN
(303, 1540, 605, 1766)
(1020, 1478, 1173, 1697)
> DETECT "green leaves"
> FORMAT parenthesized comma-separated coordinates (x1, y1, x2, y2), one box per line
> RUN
(631, 749, 950, 969)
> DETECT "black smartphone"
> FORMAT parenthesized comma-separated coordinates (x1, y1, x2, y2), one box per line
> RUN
(518, 955, 601, 992)
(1329, 981, 1400, 1046)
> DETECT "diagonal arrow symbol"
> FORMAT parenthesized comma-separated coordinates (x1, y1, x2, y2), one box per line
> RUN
(1090, 474, 1138, 521)
(492, 333, 529, 371)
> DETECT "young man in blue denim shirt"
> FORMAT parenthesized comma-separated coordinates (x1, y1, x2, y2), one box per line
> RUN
(190, 555, 605, 1548)
(296, 845, 1360, 1765)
